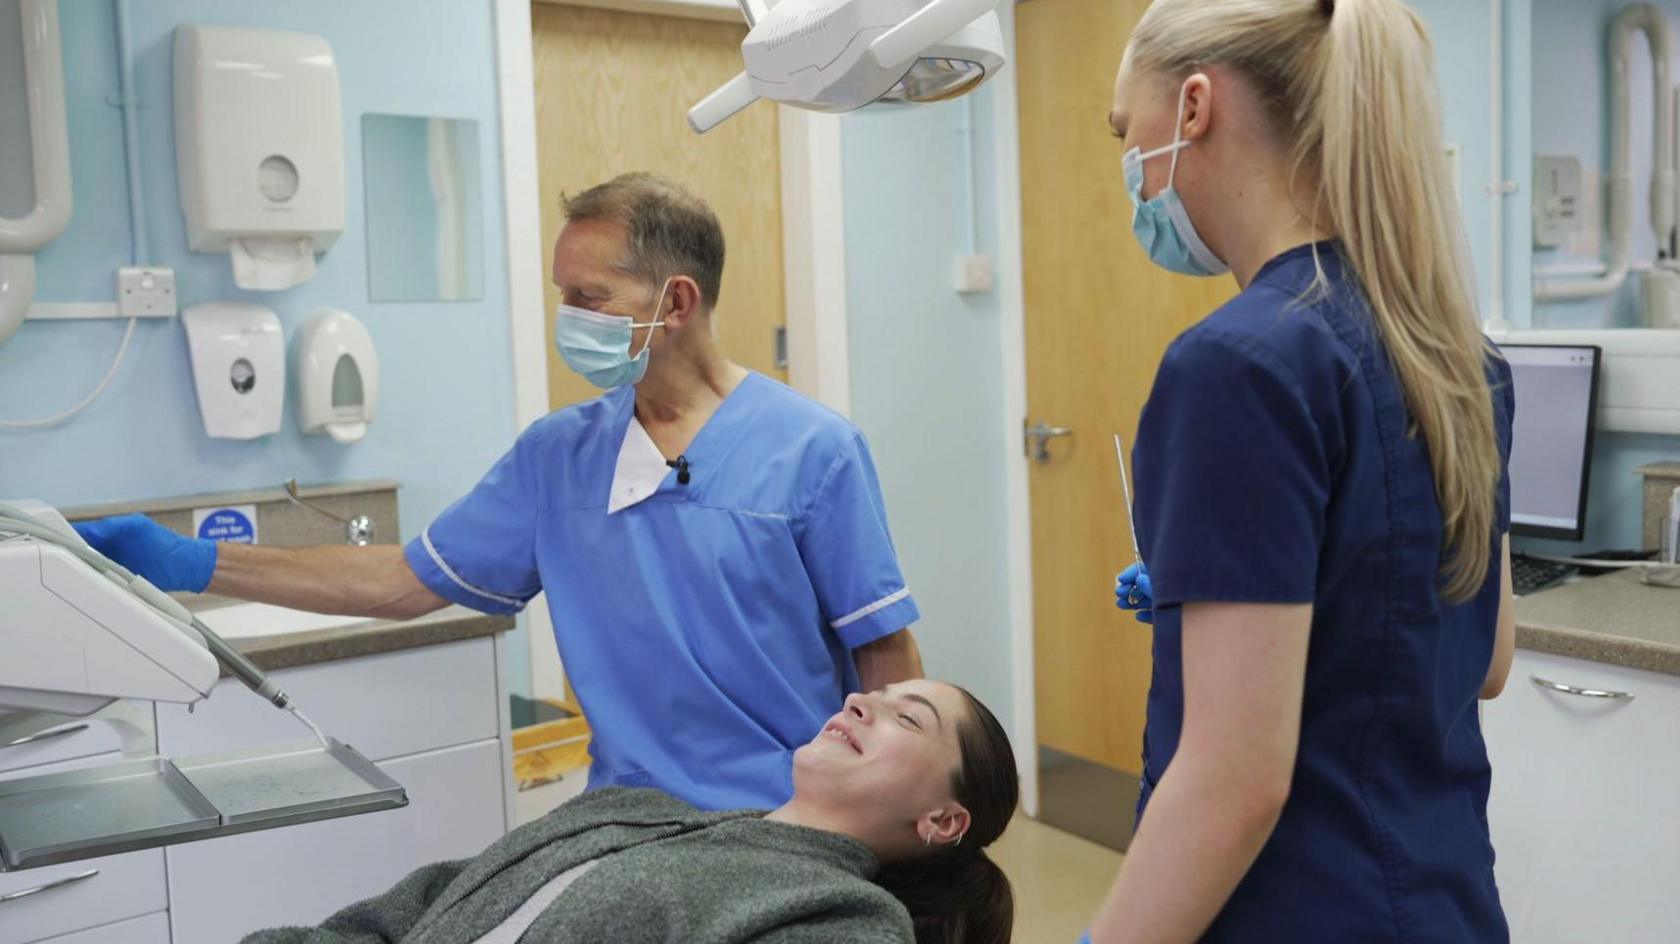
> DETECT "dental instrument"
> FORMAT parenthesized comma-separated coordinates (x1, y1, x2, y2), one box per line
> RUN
(1114, 433, 1144, 607)
(0, 500, 405, 871)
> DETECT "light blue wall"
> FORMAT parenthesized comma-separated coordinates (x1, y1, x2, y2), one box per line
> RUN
(1415, 0, 1680, 554)
(0, 0, 531, 693)
(840, 90, 1015, 724)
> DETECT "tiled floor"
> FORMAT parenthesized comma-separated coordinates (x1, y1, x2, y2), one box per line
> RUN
(993, 814, 1123, 942)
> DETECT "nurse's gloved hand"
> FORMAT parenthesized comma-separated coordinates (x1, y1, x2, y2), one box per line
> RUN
(73, 514, 218, 593)
(1115, 563, 1154, 625)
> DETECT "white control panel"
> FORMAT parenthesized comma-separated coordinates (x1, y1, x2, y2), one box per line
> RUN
(1534, 154, 1584, 249)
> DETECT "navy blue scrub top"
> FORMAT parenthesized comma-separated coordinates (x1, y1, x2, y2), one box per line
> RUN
(404, 373, 920, 811)
(1132, 243, 1515, 941)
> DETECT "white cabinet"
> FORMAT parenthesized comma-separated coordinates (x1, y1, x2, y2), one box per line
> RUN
(167, 739, 506, 944)
(1483, 649, 1680, 942)
(0, 706, 144, 777)
(0, 851, 166, 944)
(156, 637, 500, 762)
(2, 634, 511, 944)
(28, 912, 169, 944)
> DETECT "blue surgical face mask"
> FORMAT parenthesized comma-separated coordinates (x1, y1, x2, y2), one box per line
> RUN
(1121, 83, 1229, 278)
(553, 280, 670, 389)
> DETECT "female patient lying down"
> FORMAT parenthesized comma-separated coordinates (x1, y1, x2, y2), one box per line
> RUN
(242, 680, 1017, 944)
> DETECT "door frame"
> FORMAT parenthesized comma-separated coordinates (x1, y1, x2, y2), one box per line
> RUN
(988, 0, 1038, 818)
(493, 0, 856, 705)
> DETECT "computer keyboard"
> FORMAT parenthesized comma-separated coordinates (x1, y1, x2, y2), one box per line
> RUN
(1511, 554, 1576, 596)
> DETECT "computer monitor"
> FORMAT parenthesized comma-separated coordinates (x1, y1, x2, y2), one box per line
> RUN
(1500, 343, 1601, 541)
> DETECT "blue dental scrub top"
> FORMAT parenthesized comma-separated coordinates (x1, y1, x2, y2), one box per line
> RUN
(1131, 243, 1515, 941)
(403, 373, 920, 810)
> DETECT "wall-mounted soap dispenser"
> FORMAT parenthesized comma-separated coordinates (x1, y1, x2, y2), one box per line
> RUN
(181, 302, 284, 439)
(295, 309, 378, 443)
(174, 25, 344, 291)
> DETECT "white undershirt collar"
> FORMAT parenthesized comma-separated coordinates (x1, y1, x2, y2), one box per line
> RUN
(609, 415, 671, 514)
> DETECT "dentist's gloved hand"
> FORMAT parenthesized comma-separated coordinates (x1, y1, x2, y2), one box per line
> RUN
(73, 514, 218, 593)
(1115, 562, 1154, 625)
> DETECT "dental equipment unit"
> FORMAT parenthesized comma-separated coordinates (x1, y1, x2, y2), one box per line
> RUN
(0, 501, 405, 871)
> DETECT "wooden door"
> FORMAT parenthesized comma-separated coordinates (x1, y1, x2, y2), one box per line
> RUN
(1018, 0, 1236, 777)
(531, 3, 787, 416)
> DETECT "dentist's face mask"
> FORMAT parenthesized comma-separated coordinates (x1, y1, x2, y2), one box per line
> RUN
(553, 279, 671, 389)
(1121, 82, 1229, 277)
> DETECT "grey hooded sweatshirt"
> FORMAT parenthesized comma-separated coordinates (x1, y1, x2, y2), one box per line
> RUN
(241, 787, 913, 944)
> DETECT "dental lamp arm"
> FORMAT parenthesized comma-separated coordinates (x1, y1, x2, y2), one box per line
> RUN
(689, 71, 760, 134)
(866, 0, 999, 72)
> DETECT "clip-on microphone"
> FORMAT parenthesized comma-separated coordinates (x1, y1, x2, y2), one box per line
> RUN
(667, 455, 692, 485)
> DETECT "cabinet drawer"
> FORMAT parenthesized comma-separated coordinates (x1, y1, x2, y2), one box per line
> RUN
(1484, 650, 1680, 942)
(167, 738, 506, 944)
(28, 911, 168, 944)
(157, 636, 498, 761)
(0, 705, 149, 778)
(0, 851, 166, 944)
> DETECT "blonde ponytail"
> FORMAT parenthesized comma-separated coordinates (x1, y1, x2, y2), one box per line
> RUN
(1130, 0, 1501, 602)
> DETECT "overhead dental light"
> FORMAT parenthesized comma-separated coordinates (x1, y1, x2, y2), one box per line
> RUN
(688, 0, 1006, 134)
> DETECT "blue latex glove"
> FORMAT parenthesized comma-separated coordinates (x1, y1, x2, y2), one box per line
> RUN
(1115, 562, 1154, 625)
(73, 514, 218, 593)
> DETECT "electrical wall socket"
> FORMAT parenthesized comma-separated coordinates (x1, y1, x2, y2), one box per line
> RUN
(954, 254, 995, 294)
(117, 266, 178, 317)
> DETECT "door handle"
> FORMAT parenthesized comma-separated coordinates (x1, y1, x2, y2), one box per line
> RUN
(1024, 421, 1073, 464)
(0, 869, 100, 904)
(3, 722, 89, 750)
(1530, 675, 1635, 701)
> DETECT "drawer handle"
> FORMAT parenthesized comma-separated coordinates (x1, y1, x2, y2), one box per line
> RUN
(0, 869, 100, 904)
(3, 723, 89, 750)
(1531, 675, 1635, 701)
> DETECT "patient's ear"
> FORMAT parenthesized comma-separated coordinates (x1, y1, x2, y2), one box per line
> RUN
(918, 805, 972, 847)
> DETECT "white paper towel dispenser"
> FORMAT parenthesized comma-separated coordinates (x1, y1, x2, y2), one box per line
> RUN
(295, 309, 377, 443)
(182, 302, 285, 439)
(173, 25, 344, 291)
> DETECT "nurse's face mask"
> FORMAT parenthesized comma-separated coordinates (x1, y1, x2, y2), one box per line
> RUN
(553, 279, 672, 389)
(1121, 80, 1229, 277)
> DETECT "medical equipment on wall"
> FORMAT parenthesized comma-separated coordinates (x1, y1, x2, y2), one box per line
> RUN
(182, 302, 285, 439)
(0, 501, 405, 871)
(295, 308, 378, 443)
(0, 0, 73, 346)
(1535, 4, 1680, 328)
(689, 0, 1006, 133)
(174, 24, 345, 291)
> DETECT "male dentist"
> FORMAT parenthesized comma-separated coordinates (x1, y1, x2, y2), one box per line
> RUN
(78, 173, 924, 810)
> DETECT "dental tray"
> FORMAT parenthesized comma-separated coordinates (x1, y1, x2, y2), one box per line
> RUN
(0, 738, 406, 871)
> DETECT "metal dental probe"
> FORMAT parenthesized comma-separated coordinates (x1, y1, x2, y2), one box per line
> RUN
(1114, 433, 1144, 608)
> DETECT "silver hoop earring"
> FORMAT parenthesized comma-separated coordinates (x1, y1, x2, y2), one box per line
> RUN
(922, 832, 931, 847)
(954, 833, 964, 847)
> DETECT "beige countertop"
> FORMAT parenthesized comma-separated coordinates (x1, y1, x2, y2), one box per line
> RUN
(1516, 567, 1680, 676)
(184, 595, 514, 673)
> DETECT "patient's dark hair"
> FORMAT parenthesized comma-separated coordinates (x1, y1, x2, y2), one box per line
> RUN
(875, 687, 1018, 944)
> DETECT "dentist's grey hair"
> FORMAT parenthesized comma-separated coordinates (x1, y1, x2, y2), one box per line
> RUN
(562, 172, 727, 309)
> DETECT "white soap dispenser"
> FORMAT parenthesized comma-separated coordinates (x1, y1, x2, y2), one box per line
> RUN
(295, 308, 378, 443)
(181, 302, 285, 439)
